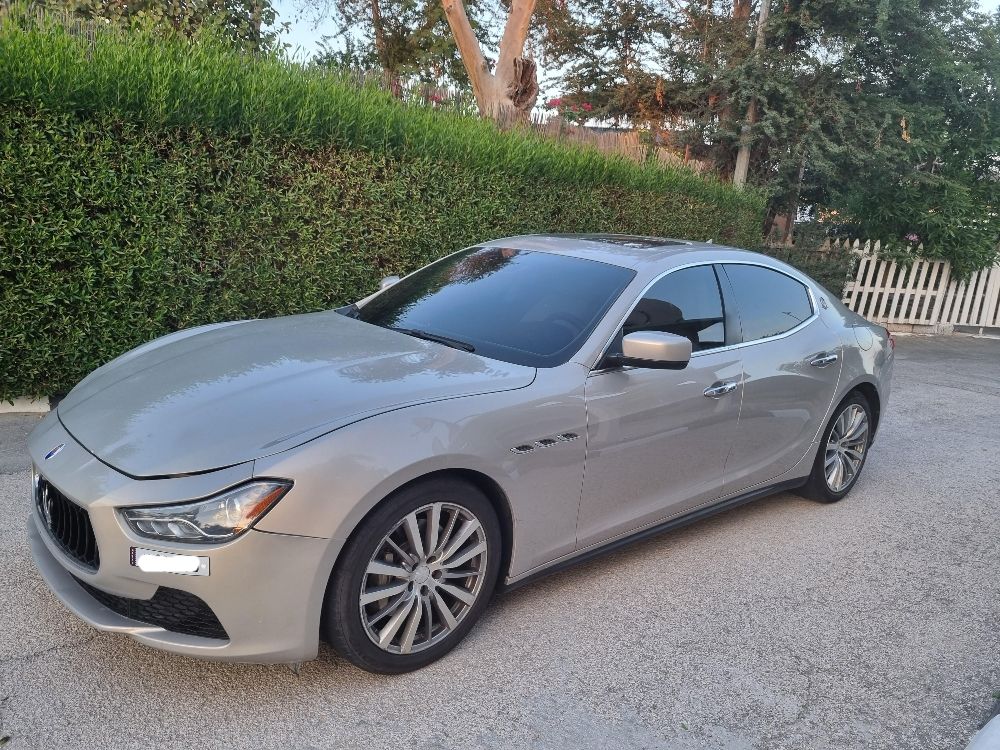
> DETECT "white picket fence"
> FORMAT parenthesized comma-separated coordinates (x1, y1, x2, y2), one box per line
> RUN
(838, 239, 1000, 333)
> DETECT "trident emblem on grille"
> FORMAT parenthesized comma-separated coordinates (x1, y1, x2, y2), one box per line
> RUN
(44, 444, 65, 460)
(39, 483, 54, 528)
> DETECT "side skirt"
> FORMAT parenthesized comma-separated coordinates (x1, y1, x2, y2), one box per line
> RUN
(499, 476, 807, 594)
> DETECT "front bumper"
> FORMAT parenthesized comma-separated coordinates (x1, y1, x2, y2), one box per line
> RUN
(29, 510, 341, 663)
(27, 416, 343, 664)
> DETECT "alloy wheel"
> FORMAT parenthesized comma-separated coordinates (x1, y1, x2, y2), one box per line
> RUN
(359, 502, 488, 654)
(824, 403, 869, 493)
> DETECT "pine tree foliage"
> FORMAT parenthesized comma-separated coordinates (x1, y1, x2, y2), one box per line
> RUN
(534, 0, 1000, 272)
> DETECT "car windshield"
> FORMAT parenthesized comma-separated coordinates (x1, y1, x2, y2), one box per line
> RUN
(356, 247, 636, 367)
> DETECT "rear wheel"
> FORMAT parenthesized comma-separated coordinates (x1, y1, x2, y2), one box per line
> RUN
(797, 392, 872, 504)
(324, 477, 501, 673)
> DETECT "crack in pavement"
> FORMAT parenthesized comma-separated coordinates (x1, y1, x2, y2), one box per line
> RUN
(0, 635, 99, 668)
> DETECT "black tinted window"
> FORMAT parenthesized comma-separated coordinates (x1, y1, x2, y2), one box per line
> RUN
(724, 264, 813, 341)
(358, 247, 635, 368)
(623, 265, 725, 352)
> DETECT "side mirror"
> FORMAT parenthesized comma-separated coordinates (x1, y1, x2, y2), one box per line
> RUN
(379, 275, 401, 290)
(612, 331, 692, 370)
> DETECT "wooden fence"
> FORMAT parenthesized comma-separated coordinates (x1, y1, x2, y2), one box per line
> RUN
(839, 239, 1000, 333)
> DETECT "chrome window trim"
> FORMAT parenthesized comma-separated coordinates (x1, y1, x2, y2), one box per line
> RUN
(589, 259, 818, 372)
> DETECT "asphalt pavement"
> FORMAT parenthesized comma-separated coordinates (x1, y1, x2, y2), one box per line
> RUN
(1, 333, 999, 749)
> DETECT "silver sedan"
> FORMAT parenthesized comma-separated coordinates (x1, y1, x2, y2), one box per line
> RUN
(27, 234, 894, 673)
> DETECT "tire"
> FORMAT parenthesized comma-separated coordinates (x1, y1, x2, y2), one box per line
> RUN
(797, 391, 873, 504)
(324, 476, 502, 674)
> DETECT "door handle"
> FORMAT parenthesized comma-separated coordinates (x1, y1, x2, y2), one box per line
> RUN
(703, 381, 738, 398)
(810, 353, 839, 368)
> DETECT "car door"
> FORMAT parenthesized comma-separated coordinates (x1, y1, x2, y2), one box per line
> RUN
(576, 264, 744, 550)
(720, 263, 843, 496)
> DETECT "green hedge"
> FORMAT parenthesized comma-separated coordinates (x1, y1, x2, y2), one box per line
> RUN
(0, 19, 767, 400)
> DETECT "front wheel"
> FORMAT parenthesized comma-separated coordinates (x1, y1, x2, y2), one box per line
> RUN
(324, 477, 501, 673)
(797, 392, 873, 504)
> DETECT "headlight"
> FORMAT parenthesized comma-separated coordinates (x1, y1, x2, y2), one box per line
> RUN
(120, 480, 292, 543)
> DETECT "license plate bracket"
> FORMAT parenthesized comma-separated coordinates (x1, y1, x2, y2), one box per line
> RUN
(130, 547, 210, 576)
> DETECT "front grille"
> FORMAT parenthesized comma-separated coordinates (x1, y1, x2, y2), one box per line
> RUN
(35, 476, 100, 570)
(73, 575, 229, 640)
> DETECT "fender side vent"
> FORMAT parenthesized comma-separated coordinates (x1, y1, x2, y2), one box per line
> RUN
(510, 445, 535, 454)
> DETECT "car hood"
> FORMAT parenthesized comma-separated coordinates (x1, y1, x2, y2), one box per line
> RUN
(58, 311, 536, 477)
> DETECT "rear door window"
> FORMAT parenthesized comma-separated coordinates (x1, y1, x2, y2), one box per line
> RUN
(623, 265, 727, 352)
(723, 264, 813, 342)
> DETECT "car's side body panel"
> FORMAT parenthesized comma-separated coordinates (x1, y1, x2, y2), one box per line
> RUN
(814, 291, 893, 436)
(501, 249, 893, 586)
(722, 317, 844, 495)
(577, 348, 744, 548)
(253, 363, 590, 578)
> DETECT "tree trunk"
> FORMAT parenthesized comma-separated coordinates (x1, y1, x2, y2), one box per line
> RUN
(442, 0, 539, 118)
(733, 0, 770, 188)
(762, 203, 778, 242)
(713, 0, 751, 161)
(370, 0, 390, 75)
(781, 152, 807, 245)
(250, 0, 263, 53)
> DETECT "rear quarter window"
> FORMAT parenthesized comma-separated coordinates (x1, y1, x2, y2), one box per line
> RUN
(723, 264, 813, 342)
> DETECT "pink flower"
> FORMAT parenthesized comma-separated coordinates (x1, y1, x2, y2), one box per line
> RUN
(428, 94, 443, 103)
(570, 105, 579, 111)
(581, 102, 593, 111)
(905, 233, 920, 243)
(545, 98, 562, 108)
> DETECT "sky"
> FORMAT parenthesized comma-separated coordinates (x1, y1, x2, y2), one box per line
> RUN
(271, 0, 338, 60)
(271, 0, 1000, 61)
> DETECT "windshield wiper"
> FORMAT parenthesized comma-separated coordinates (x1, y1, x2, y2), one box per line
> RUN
(389, 327, 475, 353)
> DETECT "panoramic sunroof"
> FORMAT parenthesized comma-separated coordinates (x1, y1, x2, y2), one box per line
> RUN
(582, 234, 688, 248)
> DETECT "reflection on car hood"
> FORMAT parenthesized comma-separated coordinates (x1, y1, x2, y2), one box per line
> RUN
(58, 311, 536, 477)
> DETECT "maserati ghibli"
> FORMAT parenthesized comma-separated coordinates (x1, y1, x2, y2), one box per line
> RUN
(27, 234, 893, 673)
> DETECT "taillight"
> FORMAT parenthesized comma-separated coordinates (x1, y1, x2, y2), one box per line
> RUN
(881, 326, 895, 350)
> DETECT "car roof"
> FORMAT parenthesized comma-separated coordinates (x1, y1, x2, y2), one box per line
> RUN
(480, 233, 745, 269)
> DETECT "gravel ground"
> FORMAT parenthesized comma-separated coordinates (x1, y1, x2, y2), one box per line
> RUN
(1, 333, 998, 749)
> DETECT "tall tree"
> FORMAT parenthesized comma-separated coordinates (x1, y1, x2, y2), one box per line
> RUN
(537, 0, 1000, 271)
(305, 0, 539, 116)
(812, 2, 1000, 274)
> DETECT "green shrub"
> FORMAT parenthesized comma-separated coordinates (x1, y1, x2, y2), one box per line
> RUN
(0, 16, 756, 206)
(0, 18, 766, 399)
